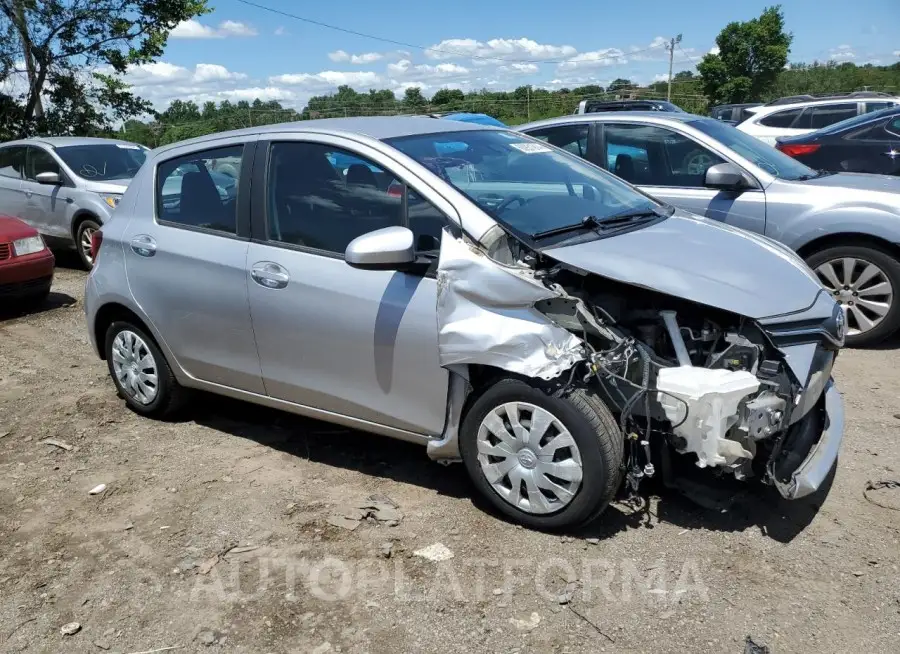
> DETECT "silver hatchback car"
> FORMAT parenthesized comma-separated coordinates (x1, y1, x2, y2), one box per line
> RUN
(516, 113, 900, 346)
(85, 117, 844, 530)
(0, 136, 149, 268)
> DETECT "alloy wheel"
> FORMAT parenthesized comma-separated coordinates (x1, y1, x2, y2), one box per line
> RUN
(80, 225, 97, 265)
(476, 402, 583, 515)
(815, 257, 894, 336)
(111, 330, 159, 405)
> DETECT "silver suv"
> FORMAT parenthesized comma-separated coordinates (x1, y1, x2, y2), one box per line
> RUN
(0, 137, 149, 268)
(516, 112, 900, 346)
(84, 117, 844, 530)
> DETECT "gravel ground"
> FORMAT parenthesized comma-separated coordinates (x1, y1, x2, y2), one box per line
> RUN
(1, 263, 899, 654)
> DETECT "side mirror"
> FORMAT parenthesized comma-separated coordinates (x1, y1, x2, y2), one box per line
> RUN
(705, 162, 748, 190)
(345, 226, 415, 270)
(35, 171, 61, 185)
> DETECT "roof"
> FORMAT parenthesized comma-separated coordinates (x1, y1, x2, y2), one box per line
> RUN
(748, 95, 900, 116)
(517, 111, 706, 131)
(440, 112, 507, 127)
(151, 116, 501, 156)
(2, 136, 143, 148)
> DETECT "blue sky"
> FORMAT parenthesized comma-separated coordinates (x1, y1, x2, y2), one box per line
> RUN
(124, 0, 900, 111)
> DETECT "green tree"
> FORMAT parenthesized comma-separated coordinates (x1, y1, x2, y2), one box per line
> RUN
(431, 88, 465, 106)
(402, 86, 426, 110)
(0, 0, 209, 137)
(607, 78, 633, 93)
(698, 5, 792, 105)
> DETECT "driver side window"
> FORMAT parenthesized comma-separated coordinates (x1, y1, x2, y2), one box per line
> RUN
(604, 123, 725, 188)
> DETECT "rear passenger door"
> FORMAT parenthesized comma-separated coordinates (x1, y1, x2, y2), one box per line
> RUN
(0, 146, 27, 224)
(245, 135, 450, 436)
(794, 102, 859, 133)
(122, 137, 265, 394)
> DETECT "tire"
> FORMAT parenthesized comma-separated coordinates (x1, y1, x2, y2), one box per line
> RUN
(75, 218, 101, 270)
(104, 321, 188, 418)
(459, 377, 624, 531)
(805, 244, 900, 347)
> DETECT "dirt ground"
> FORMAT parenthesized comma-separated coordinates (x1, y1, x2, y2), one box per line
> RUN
(1, 262, 899, 654)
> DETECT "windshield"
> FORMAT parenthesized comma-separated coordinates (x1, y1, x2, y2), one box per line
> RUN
(690, 119, 817, 180)
(384, 129, 662, 238)
(55, 143, 147, 181)
(814, 106, 899, 135)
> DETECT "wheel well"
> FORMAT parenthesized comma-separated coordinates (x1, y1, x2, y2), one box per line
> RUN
(71, 212, 100, 240)
(93, 303, 154, 361)
(797, 233, 900, 260)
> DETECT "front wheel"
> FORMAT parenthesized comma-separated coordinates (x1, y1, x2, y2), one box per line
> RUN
(75, 218, 101, 270)
(459, 378, 623, 531)
(806, 244, 900, 347)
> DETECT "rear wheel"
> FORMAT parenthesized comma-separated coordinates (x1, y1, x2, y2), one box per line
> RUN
(104, 321, 187, 418)
(75, 218, 101, 270)
(806, 244, 900, 347)
(460, 377, 623, 531)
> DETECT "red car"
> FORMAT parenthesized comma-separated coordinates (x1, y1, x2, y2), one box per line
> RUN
(0, 215, 54, 304)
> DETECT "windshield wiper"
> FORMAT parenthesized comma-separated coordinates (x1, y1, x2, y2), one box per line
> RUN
(532, 207, 665, 240)
(533, 215, 602, 239)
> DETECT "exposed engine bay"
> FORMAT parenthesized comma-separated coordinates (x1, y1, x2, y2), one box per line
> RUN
(432, 228, 839, 499)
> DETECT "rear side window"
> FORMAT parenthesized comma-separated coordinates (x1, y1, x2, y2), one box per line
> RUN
(758, 108, 801, 128)
(25, 147, 61, 181)
(796, 103, 858, 130)
(888, 118, 900, 138)
(527, 124, 589, 158)
(0, 146, 26, 179)
(156, 145, 243, 234)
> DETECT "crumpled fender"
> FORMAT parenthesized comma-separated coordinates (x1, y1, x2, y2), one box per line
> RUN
(435, 230, 584, 380)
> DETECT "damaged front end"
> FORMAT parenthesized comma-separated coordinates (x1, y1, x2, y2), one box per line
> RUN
(428, 221, 845, 502)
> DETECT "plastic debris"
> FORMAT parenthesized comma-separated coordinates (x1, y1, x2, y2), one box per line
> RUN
(413, 543, 454, 562)
(88, 484, 107, 495)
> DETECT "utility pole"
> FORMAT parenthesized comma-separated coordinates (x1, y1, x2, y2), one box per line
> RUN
(526, 85, 531, 121)
(666, 34, 683, 102)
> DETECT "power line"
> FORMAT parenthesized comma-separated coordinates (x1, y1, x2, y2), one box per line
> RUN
(234, 0, 669, 65)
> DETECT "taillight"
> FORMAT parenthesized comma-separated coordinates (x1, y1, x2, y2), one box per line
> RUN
(387, 181, 403, 198)
(776, 143, 820, 157)
(90, 230, 103, 262)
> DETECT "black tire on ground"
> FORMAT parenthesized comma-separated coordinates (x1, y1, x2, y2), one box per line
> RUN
(805, 243, 900, 347)
(459, 377, 624, 531)
(104, 321, 188, 418)
(75, 218, 101, 270)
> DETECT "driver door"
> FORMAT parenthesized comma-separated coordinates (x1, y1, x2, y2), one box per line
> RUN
(601, 122, 767, 235)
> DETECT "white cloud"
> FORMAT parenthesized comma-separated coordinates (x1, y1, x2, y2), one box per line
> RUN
(709, 46, 720, 55)
(270, 70, 383, 88)
(424, 37, 576, 62)
(557, 48, 627, 70)
(894, 50, 900, 57)
(218, 20, 257, 37)
(329, 50, 384, 64)
(192, 63, 247, 83)
(274, 26, 287, 36)
(653, 73, 669, 82)
(829, 45, 856, 61)
(498, 63, 539, 75)
(170, 19, 257, 39)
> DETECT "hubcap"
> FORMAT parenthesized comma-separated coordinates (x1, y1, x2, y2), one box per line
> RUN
(111, 330, 158, 405)
(814, 257, 893, 336)
(80, 226, 96, 264)
(476, 402, 583, 515)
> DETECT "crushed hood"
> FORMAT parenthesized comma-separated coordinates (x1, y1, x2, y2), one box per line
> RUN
(541, 211, 823, 320)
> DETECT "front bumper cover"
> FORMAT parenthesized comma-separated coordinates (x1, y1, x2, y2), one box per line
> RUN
(774, 379, 844, 500)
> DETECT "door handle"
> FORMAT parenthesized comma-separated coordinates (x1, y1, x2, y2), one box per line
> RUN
(130, 235, 157, 257)
(251, 262, 290, 289)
